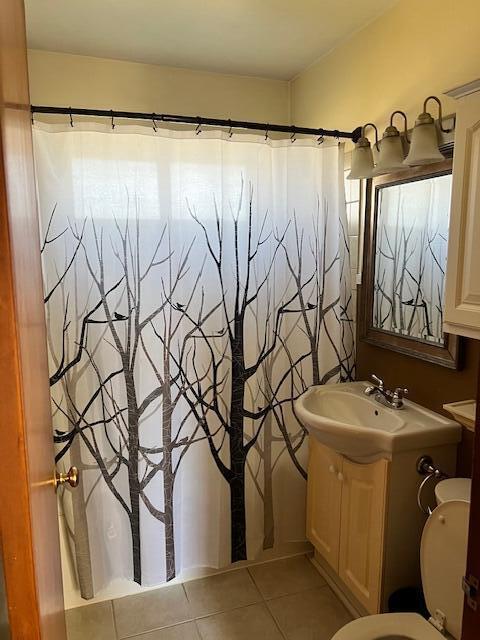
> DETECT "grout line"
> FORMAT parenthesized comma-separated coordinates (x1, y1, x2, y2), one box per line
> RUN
(194, 600, 289, 640)
(181, 581, 190, 604)
(110, 599, 120, 640)
(192, 599, 263, 622)
(262, 582, 330, 603)
(120, 619, 197, 639)
(261, 600, 289, 640)
(194, 618, 205, 639)
(246, 564, 262, 597)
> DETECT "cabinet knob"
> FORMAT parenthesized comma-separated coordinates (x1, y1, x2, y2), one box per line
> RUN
(337, 472, 344, 482)
(329, 465, 336, 474)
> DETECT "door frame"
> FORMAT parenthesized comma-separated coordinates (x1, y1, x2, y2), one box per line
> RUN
(0, 0, 66, 637)
(462, 358, 480, 638)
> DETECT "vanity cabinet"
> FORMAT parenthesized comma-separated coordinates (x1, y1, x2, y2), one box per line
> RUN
(306, 441, 343, 571)
(444, 80, 480, 338)
(338, 456, 388, 613)
(307, 438, 457, 616)
(307, 439, 388, 613)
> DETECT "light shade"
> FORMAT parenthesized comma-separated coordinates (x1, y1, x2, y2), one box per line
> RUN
(373, 125, 408, 176)
(403, 113, 445, 166)
(347, 137, 375, 179)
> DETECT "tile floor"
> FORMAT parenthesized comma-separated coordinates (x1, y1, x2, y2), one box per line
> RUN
(66, 554, 352, 640)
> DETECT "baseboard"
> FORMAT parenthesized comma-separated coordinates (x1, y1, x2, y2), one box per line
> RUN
(309, 551, 366, 620)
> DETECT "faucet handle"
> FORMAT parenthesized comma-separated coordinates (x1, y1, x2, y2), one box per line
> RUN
(371, 374, 384, 389)
(393, 387, 408, 399)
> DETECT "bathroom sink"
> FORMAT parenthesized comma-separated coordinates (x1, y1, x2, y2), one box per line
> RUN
(295, 381, 461, 461)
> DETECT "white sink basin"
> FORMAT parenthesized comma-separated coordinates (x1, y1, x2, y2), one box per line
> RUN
(295, 381, 461, 461)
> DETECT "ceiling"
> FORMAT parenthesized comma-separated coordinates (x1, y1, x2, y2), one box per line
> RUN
(25, 0, 397, 80)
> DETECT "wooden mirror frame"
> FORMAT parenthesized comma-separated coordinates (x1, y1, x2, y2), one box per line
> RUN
(359, 157, 461, 369)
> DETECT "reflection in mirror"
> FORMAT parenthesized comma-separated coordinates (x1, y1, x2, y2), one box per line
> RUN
(373, 173, 452, 344)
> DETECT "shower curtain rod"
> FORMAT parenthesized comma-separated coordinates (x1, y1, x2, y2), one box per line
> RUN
(30, 105, 362, 142)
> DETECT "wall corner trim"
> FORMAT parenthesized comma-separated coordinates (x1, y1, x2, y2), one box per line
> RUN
(445, 78, 480, 100)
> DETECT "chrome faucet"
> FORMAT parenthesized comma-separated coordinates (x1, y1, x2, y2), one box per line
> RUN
(364, 374, 408, 410)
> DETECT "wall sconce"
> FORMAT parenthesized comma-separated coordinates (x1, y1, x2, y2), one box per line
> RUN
(403, 96, 453, 166)
(347, 123, 379, 180)
(373, 111, 410, 176)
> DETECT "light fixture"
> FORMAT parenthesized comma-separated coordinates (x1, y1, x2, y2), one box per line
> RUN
(403, 96, 453, 166)
(373, 111, 410, 176)
(347, 123, 379, 180)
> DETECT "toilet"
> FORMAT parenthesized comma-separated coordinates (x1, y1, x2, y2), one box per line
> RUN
(332, 478, 471, 640)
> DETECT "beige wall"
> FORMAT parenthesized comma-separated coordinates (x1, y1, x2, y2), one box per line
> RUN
(290, 0, 480, 473)
(28, 1, 480, 153)
(28, 50, 291, 123)
(291, 0, 480, 134)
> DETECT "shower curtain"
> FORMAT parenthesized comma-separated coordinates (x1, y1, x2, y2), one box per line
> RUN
(33, 122, 354, 597)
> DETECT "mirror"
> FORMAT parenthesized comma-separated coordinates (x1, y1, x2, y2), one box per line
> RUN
(359, 158, 461, 369)
(373, 171, 451, 343)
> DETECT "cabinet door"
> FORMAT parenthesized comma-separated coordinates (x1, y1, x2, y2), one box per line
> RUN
(444, 89, 480, 338)
(306, 439, 343, 571)
(338, 457, 388, 614)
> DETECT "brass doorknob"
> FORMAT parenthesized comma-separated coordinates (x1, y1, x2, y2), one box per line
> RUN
(54, 466, 80, 491)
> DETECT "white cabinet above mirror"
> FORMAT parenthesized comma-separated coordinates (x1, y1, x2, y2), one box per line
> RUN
(444, 79, 480, 338)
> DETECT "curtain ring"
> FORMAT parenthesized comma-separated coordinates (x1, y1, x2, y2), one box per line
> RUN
(290, 129, 297, 144)
(317, 135, 324, 145)
(152, 114, 157, 133)
(110, 110, 115, 130)
(195, 117, 202, 135)
(265, 125, 269, 141)
(228, 119, 233, 138)
(69, 107, 74, 128)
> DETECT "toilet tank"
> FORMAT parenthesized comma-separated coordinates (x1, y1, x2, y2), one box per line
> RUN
(435, 477, 471, 505)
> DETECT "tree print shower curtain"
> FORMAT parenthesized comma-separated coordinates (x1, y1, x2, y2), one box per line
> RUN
(33, 122, 354, 597)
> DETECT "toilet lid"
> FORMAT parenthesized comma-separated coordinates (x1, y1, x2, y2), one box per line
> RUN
(421, 500, 470, 640)
(435, 478, 471, 504)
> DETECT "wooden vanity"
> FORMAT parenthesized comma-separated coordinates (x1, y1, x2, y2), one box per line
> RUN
(306, 438, 458, 616)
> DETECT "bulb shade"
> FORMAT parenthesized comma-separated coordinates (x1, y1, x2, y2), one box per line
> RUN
(403, 120, 445, 166)
(373, 134, 406, 176)
(347, 140, 374, 179)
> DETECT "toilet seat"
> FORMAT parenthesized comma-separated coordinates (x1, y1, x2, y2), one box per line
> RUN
(332, 500, 469, 640)
(421, 500, 469, 639)
(331, 612, 443, 640)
